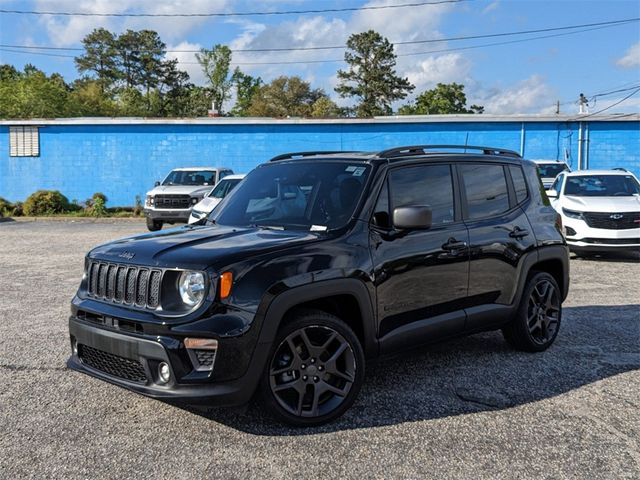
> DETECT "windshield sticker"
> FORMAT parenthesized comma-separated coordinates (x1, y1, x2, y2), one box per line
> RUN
(352, 167, 366, 177)
(310, 225, 328, 232)
(345, 166, 357, 172)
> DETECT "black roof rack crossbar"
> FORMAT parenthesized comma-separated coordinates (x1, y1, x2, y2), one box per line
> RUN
(269, 151, 357, 162)
(377, 145, 522, 159)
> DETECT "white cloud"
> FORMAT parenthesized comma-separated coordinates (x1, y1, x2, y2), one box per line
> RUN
(165, 41, 204, 85)
(476, 75, 555, 114)
(616, 42, 640, 69)
(35, 0, 228, 46)
(402, 53, 472, 95)
(482, 1, 500, 15)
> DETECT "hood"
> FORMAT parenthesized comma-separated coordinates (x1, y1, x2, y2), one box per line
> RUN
(192, 196, 222, 213)
(146, 185, 212, 197)
(563, 195, 640, 212)
(89, 224, 324, 270)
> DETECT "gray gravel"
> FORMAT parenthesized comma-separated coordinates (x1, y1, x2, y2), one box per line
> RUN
(1, 220, 639, 479)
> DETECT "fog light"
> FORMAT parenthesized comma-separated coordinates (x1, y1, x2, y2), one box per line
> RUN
(158, 362, 171, 384)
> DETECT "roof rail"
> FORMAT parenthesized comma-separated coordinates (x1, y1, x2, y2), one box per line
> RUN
(269, 151, 356, 162)
(613, 167, 629, 172)
(377, 144, 522, 159)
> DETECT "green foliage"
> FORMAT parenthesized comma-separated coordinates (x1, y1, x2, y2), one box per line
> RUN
(23, 190, 71, 216)
(399, 83, 484, 115)
(230, 68, 262, 117)
(0, 197, 12, 217)
(196, 45, 234, 114)
(0, 65, 70, 118)
(90, 196, 107, 217)
(74, 28, 119, 94)
(310, 97, 341, 118)
(336, 30, 414, 117)
(248, 76, 326, 117)
(133, 195, 143, 216)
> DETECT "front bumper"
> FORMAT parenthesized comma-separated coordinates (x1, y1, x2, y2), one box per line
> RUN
(144, 207, 192, 223)
(563, 216, 640, 251)
(68, 314, 268, 406)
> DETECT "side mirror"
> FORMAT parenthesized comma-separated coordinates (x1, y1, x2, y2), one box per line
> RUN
(393, 206, 432, 230)
(546, 189, 558, 199)
(154, 181, 161, 187)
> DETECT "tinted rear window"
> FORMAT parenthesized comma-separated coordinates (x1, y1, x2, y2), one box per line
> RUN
(509, 165, 528, 204)
(460, 164, 510, 219)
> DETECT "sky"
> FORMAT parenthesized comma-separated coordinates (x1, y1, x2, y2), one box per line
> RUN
(0, 0, 639, 115)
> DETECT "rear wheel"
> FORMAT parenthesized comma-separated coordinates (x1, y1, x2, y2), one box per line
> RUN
(146, 218, 162, 231)
(502, 272, 562, 352)
(261, 310, 365, 426)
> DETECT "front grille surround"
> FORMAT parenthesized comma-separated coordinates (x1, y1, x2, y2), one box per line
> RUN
(86, 261, 163, 310)
(582, 211, 640, 230)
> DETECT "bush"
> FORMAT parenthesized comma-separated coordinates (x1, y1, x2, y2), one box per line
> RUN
(89, 196, 107, 217)
(23, 190, 71, 216)
(11, 201, 23, 217)
(92, 192, 108, 204)
(0, 197, 12, 217)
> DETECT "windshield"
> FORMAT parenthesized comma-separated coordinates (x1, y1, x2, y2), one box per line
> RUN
(564, 175, 640, 197)
(213, 162, 371, 230)
(537, 163, 568, 178)
(162, 170, 217, 186)
(208, 178, 243, 198)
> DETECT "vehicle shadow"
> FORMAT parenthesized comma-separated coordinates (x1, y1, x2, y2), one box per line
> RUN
(179, 304, 640, 435)
(572, 251, 639, 262)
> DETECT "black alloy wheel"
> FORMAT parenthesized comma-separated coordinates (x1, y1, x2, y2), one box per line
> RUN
(262, 311, 364, 426)
(502, 271, 562, 352)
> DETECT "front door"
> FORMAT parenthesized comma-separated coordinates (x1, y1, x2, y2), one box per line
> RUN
(370, 163, 470, 352)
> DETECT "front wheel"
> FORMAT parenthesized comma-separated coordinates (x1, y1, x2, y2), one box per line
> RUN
(146, 217, 162, 231)
(260, 310, 365, 426)
(502, 272, 562, 352)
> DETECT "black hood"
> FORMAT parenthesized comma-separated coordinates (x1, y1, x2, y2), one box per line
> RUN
(89, 224, 324, 270)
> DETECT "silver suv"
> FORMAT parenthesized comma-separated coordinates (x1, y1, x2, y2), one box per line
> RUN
(144, 167, 233, 231)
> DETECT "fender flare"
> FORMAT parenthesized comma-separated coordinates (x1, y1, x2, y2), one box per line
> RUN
(255, 278, 378, 357)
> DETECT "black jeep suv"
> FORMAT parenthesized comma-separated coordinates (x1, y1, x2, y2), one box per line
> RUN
(68, 145, 569, 426)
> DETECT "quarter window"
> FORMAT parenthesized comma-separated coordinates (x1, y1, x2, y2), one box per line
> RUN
(388, 164, 455, 225)
(509, 165, 528, 204)
(460, 164, 510, 219)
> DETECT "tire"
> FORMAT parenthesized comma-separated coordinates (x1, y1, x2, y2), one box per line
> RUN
(260, 310, 365, 426)
(146, 218, 162, 231)
(502, 271, 562, 352)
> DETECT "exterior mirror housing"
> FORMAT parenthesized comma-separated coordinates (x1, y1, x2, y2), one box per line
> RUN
(393, 206, 432, 230)
(154, 181, 161, 187)
(546, 189, 558, 199)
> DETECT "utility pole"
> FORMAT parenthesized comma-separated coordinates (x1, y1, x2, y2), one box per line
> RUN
(555, 100, 560, 115)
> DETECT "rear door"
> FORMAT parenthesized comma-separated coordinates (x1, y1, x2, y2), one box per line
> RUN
(458, 162, 537, 329)
(370, 163, 470, 350)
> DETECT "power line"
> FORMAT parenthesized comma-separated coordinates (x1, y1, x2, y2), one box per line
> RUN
(0, 19, 635, 66)
(0, 0, 470, 18)
(573, 87, 640, 120)
(0, 17, 637, 54)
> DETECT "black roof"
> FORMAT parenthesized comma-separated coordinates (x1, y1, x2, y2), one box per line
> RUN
(268, 145, 523, 164)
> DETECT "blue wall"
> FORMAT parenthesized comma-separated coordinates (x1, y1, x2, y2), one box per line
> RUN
(0, 119, 638, 206)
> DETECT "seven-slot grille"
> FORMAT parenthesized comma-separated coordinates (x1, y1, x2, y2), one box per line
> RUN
(154, 194, 191, 209)
(582, 211, 640, 230)
(78, 344, 147, 383)
(87, 261, 162, 309)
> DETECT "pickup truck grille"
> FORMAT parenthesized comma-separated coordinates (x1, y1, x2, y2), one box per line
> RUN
(87, 261, 162, 309)
(154, 194, 190, 209)
(582, 211, 640, 230)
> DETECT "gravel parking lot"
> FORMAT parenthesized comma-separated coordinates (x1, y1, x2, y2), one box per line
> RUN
(0, 220, 638, 479)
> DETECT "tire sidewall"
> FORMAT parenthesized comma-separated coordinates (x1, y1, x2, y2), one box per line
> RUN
(518, 272, 562, 351)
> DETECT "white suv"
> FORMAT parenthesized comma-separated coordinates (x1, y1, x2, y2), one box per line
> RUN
(547, 169, 640, 254)
(188, 174, 245, 224)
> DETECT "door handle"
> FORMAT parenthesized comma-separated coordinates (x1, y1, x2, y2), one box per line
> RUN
(509, 226, 530, 239)
(442, 238, 468, 251)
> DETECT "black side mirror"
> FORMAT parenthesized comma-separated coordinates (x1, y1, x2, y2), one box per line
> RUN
(393, 206, 432, 230)
(154, 181, 161, 187)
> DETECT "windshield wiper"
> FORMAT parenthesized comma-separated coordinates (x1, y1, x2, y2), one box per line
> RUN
(250, 224, 285, 231)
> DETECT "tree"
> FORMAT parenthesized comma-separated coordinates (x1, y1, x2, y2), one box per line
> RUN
(196, 45, 234, 115)
(67, 79, 117, 116)
(230, 68, 262, 117)
(74, 28, 119, 94)
(247, 76, 325, 117)
(115, 30, 143, 90)
(399, 83, 484, 115)
(310, 96, 341, 118)
(335, 30, 414, 117)
(0, 65, 70, 118)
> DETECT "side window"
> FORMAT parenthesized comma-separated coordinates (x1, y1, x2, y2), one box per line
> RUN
(460, 164, 510, 219)
(372, 180, 390, 228)
(388, 164, 455, 225)
(509, 165, 529, 204)
(550, 174, 564, 193)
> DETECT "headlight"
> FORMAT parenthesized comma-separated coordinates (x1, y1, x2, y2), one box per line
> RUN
(191, 197, 200, 205)
(562, 208, 583, 219)
(178, 271, 205, 307)
(146, 195, 154, 206)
